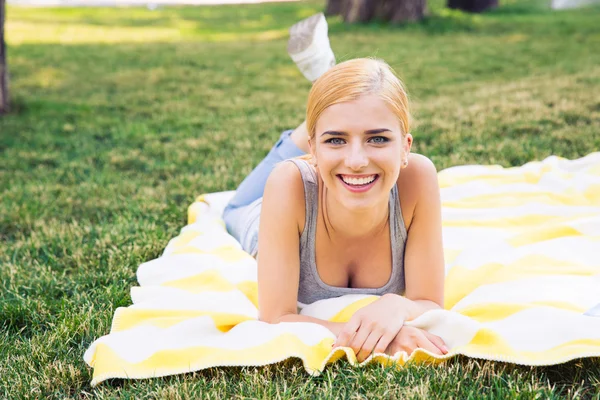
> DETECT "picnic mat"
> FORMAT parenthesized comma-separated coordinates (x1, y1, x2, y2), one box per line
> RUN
(84, 153, 600, 386)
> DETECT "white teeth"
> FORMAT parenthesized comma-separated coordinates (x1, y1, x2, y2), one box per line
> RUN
(341, 175, 376, 186)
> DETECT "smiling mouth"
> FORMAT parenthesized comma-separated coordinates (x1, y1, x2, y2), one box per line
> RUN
(337, 174, 379, 187)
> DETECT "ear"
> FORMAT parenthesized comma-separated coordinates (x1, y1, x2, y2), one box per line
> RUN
(308, 136, 317, 163)
(403, 133, 413, 167)
(405, 133, 413, 154)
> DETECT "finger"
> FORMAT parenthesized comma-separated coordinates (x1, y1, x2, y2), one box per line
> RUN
(373, 331, 397, 355)
(334, 318, 360, 348)
(415, 333, 444, 356)
(422, 331, 449, 354)
(385, 337, 412, 357)
(356, 330, 383, 362)
(385, 343, 404, 358)
(349, 324, 372, 358)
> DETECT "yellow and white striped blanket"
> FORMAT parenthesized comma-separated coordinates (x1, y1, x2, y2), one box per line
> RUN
(84, 153, 600, 386)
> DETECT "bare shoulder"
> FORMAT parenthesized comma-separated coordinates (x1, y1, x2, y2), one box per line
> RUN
(396, 153, 439, 229)
(262, 160, 306, 236)
(402, 153, 438, 181)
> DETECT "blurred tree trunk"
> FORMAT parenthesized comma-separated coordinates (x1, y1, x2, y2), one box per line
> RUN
(328, 0, 426, 23)
(0, 0, 8, 114)
(325, 0, 344, 16)
(447, 0, 498, 12)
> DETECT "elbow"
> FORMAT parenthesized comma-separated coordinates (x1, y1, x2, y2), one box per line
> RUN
(258, 310, 296, 324)
(258, 311, 283, 324)
(258, 314, 279, 324)
(420, 298, 444, 311)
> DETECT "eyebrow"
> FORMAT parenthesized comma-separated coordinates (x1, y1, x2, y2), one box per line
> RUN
(320, 128, 392, 137)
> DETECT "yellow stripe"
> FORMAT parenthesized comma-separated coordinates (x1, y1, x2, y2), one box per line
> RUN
(330, 297, 379, 323)
(187, 196, 227, 229)
(444, 248, 462, 265)
(507, 225, 582, 247)
(530, 301, 585, 313)
(437, 162, 565, 188)
(459, 303, 534, 322)
(170, 230, 203, 251)
(111, 308, 254, 332)
(237, 281, 258, 308)
(164, 270, 236, 293)
(445, 263, 504, 310)
(466, 328, 521, 357)
(444, 255, 599, 309)
(584, 184, 600, 202)
(443, 214, 594, 228)
(171, 245, 253, 263)
(461, 329, 600, 363)
(187, 198, 207, 224)
(91, 335, 335, 385)
(457, 302, 585, 323)
(161, 273, 257, 307)
(438, 168, 543, 189)
(442, 191, 592, 208)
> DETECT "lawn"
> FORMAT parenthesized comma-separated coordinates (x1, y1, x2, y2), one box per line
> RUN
(1, 0, 600, 398)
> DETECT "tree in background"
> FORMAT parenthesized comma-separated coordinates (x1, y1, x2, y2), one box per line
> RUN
(325, 0, 344, 16)
(447, 0, 498, 13)
(325, 0, 500, 23)
(327, 0, 427, 23)
(0, 0, 8, 114)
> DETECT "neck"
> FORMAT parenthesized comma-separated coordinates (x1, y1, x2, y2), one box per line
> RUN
(319, 177, 390, 240)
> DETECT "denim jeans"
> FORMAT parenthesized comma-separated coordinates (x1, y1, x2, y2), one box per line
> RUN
(223, 129, 306, 256)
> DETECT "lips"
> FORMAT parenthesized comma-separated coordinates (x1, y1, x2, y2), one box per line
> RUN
(339, 174, 377, 186)
(337, 174, 380, 192)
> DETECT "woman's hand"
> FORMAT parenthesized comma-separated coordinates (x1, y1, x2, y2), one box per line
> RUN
(333, 294, 409, 362)
(386, 326, 448, 357)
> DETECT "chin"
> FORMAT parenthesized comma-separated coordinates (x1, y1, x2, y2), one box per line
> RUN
(340, 199, 379, 212)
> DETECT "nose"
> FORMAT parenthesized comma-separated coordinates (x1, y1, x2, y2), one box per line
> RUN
(344, 143, 369, 171)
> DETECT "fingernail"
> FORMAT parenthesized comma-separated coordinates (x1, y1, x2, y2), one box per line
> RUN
(442, 345, 449, 353)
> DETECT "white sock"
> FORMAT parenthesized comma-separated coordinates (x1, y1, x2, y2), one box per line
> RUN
(287, 13, 336, 82)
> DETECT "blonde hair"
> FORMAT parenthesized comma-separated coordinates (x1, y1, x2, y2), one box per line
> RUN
(305, 58, 412, 143)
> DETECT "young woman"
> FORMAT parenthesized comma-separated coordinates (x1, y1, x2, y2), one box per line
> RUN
(223, 14, 447, 362)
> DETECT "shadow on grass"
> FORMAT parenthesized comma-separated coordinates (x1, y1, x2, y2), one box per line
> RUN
(8, 2, 322, 36)
(9, 0, 600, 44)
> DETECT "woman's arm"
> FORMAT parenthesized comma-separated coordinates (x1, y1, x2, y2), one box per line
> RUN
(257, 161, 341, 335)
(400, 154, 445, 313)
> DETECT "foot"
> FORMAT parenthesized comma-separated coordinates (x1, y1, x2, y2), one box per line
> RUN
(287, 12, 336, 82)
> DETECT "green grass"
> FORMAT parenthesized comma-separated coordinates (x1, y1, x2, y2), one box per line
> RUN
(1, 0, 600, 398)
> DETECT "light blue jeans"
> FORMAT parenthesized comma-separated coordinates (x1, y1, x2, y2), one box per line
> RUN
(223, 129, 306, 256)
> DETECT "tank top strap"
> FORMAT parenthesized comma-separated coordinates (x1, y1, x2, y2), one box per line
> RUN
(284, 157, 318, 255)
(284, 158, 318, 196)
(390, 183, 408, 244)
(285, 158, 317, 184)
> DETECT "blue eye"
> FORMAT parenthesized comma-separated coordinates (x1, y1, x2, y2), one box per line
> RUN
(325, 138, 345, 145)
(369, 136, 389, 144)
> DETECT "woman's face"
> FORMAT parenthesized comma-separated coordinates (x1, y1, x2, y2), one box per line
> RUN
(310, 94, 412, 211)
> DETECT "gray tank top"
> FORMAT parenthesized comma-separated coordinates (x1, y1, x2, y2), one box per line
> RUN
(287, 158, 407, 305)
